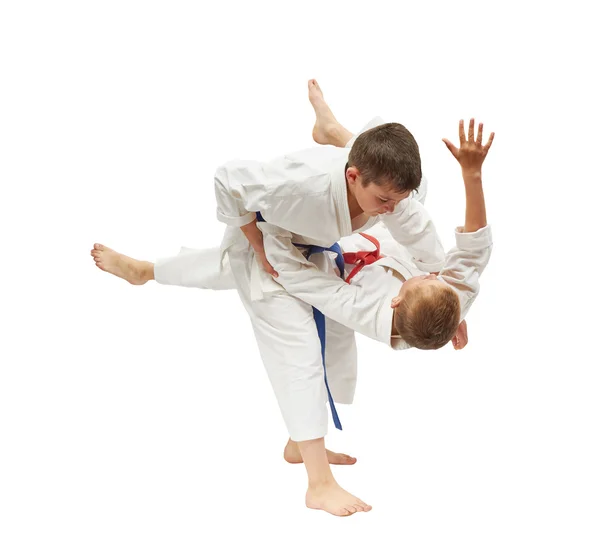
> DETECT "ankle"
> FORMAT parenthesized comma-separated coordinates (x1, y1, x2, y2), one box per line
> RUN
(308, 477, 337, 491)
(331, 125, 356, 148)
(139, 261, 154, 282)
(325, 124, 345, 147)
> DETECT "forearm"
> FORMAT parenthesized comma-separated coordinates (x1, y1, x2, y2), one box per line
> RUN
(240, 219, 264, 248)
(463, 170, 487, 233)
(262, 233, 368, 334)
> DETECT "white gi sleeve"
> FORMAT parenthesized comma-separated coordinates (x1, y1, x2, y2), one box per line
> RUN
(213, 161, 264, 227)
(438, 225, 493, 319)
(382, 198, 446, 273)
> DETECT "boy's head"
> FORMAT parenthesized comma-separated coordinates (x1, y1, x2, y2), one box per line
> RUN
(346, 123, 422, 216)
(392, 274, 461, 350)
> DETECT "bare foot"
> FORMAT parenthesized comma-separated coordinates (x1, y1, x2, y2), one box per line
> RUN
(90, 243, 153, 285)
(306, 481, 372, 516)
(284, 439, 357, 466)
(308, 79, 341, 145)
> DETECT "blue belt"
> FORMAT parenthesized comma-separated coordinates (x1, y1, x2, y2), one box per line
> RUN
(255, 212, 344, 430)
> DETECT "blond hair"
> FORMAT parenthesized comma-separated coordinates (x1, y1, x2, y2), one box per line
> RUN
(394, 284, 461, 350)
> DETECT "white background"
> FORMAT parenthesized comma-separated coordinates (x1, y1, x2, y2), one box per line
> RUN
(1, 1, 599, 548)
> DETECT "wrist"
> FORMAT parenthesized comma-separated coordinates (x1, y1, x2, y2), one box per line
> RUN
(462, 169, 482, 184)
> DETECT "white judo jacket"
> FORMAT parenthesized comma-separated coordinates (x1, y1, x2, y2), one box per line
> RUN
(213, 117, 446, 302)
(260, 221, 494, 350)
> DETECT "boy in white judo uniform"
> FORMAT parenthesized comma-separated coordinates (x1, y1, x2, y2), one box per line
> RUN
(92, 82, 493, 516)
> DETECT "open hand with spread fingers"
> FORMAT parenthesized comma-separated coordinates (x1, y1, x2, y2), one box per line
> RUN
(442, 118, 494, 175)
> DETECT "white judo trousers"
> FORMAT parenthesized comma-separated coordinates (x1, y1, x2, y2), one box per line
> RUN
(154, 239, 356, 442)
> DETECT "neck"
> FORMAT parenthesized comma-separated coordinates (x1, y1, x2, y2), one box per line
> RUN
(347, 193, 363, 219)
(391, 310, 400, 336)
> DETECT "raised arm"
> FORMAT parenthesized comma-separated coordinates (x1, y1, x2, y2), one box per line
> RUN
(439, 119, 495, 319)
(442, 118, 493, 233)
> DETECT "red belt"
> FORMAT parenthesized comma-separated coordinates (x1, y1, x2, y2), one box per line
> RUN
(342, 233, 384, 283)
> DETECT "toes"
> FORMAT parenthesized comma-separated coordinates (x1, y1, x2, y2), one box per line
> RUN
(93, 243, 103, 250)
(356, 499, 372, 512)
(335, 453, 356, 464)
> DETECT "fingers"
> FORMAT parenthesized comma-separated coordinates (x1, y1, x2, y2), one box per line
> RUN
(442, 138, 459, 159)
(484, 131, 495, 153)
(261, 256, 278, 278)
(456, 119, 494, 157)
(458, 119, 465, 145)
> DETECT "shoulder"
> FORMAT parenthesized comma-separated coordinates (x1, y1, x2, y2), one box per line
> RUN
(215, 146, 348, 197)
(283, 145, 349, 171)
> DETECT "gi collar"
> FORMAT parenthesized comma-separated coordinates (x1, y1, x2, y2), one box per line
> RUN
(329, 156, 353, 238)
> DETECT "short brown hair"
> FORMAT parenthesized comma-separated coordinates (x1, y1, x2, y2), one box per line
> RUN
(348, 122, 422, 194)
(394, 284, 461, 350)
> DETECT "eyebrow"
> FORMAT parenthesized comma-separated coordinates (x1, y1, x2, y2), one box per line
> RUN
(380, 193, 404, 201)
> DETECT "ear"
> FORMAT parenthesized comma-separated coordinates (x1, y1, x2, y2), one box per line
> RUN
(390, 296, 402, 309)
(346, 165, 360, 185)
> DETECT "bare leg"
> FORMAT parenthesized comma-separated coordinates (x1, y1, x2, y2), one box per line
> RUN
(308, 79, 353, 147)
(283, 438, 357, 466)
(90, 243, 154, 285)
(298, 438, 372, 516)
